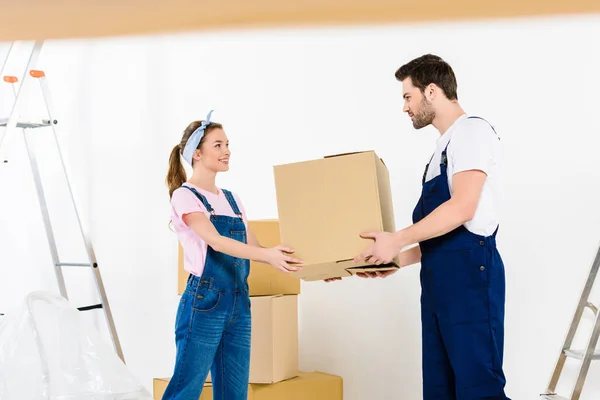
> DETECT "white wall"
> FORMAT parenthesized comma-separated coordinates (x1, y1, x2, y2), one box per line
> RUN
(1, 12, 600, 399)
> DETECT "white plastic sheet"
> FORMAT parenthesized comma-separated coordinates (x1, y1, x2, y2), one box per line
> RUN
(0, 291, 152, 400)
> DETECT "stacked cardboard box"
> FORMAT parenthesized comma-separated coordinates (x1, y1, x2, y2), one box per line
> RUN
(154, 371, 343, 400)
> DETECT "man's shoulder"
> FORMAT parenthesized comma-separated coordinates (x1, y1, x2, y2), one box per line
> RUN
(452, 116, 498, 145)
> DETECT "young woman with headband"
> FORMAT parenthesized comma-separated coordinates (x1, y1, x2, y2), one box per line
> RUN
(162, 110, 303, 399)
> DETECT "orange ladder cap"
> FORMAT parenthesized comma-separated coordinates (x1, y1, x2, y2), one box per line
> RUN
(3, 76, 18, 83)
(30, 70, 45, 78)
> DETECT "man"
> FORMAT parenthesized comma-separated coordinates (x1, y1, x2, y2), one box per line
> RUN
(354, 54, 510, 399)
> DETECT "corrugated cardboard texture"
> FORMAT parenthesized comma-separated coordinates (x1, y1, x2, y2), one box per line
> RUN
(252, 371, 343, 399)
(250, 294, 299, 383)
(177, 220, 300, 296)
(177, 243, 187, 295)
(273, 151, 399, 280)
(247, 220, 301, 296)
(2, 1, 600, 41)
(154, 371, 341, 400)
(153, 378, 224, 400)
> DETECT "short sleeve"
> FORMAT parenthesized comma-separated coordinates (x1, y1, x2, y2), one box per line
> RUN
(171, 187, 208, 218)
(449, 119, 499, 176)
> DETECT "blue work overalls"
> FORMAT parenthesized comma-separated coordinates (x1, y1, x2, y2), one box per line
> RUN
(412, 117, 510, 399)
(162, 185, 251, 400)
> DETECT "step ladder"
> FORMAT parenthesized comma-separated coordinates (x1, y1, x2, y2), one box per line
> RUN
(0, 40, 124, 362)
(541, 242, 600, 400)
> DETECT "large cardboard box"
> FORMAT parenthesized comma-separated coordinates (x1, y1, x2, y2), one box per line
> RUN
(207, 294, 299, 384)
(177, 220, 301, 296)
(273, 150, 400, 281)
(246, 220, 301, 296)
(249, 294, 299, 383)
(154, 377, 216, 400)
(251, 371, 343, 399)
(153, 371, 343, 400)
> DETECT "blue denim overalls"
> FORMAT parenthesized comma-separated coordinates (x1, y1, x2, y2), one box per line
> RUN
(162, 185, 251, 400)
(412, 117, 510, 399)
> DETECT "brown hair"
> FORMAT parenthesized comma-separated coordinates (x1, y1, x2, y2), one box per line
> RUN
(395, 54, 458, 101)
(166, 120, 223, 198)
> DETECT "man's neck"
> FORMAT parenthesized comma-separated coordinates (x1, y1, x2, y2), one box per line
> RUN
(432, 102, 466, 135)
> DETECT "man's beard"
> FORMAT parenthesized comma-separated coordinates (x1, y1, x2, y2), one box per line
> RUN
(412, 97, 435, 129)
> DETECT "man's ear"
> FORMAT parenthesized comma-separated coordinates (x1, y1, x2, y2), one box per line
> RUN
(425, 83, 436, 101)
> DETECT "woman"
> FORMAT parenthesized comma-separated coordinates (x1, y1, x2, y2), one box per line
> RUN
(162, 110, 302, 399)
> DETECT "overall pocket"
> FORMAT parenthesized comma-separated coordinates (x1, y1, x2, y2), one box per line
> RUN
(192, 286, 222, 312)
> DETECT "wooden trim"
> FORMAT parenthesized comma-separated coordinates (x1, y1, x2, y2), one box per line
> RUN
(1, 0, 599, 40)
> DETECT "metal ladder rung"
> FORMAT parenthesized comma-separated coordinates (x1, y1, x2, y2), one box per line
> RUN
(564, 349, 600, 360)
(0, 117, 55, 128)
(56, 262, 96, 268)
(77, 304, 103, 312)
(585, 301, 598, 315)
(541, 395, 569, 400)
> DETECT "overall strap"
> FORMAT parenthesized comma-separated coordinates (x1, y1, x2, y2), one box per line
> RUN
(423, 115, 496, 184)
(439, 115, 497, 173)
(467, 115, 500, 139)
(181, 185, 216, 216)
(222, 189, 243, 220)
(422, 153, 435, 184)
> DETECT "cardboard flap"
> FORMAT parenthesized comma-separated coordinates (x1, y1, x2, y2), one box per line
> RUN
(301, 270, 352, 281)
(323, 150, 374, 159)
(345, 264, 399, 274)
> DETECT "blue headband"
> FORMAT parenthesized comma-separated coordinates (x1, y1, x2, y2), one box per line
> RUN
(182, 110, 214, 166)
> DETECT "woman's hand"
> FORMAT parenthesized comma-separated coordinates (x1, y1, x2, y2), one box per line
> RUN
(262, 245, 303, 273)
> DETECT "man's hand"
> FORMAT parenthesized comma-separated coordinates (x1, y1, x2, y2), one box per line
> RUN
(356, 269, 398, 279)
(353, 231, 403, 265)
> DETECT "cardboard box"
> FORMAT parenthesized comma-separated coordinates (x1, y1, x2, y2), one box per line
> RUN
(153, 371, 343, 400)
(246, 220, 301, 296)
(251, 371, 343, 399)
(273, 150, 400, 281)
(249, 294, 299, 383)
(177, 220, 301, 296)
(154, 377, 215, 400)
(207, 294, 299, 384)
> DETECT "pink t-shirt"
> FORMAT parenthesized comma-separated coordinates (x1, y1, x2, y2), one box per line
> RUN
(170, 182, 248, 278)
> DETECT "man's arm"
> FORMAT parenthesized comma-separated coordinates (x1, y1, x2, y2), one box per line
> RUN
(354, 169, 487, 265)
(398, 244, 422, 267)
(394, 169, 487, 246)
(353, 245, 421, 279)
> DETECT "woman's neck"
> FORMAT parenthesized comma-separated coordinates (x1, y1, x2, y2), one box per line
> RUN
(188, 172, 219, 195)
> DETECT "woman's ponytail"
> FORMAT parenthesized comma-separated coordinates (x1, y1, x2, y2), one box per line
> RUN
(166, 144, 186, 198)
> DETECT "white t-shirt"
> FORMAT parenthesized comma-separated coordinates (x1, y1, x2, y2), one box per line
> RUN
(424, 114, 501, 237)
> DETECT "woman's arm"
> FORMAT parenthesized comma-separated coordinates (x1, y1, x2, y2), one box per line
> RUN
(182, 212, 302, 272)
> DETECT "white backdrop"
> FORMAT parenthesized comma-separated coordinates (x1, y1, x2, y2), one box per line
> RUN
(1, 12, 600, 399)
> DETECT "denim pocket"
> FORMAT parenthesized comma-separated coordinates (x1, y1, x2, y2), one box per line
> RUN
(192, 287, 222, 312)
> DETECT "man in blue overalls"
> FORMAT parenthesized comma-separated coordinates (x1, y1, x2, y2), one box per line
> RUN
(354, 54, 511, 399)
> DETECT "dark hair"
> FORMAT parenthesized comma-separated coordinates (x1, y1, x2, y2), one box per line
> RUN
(395, 54, 458, 101)
(166, 120, 223, 198)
